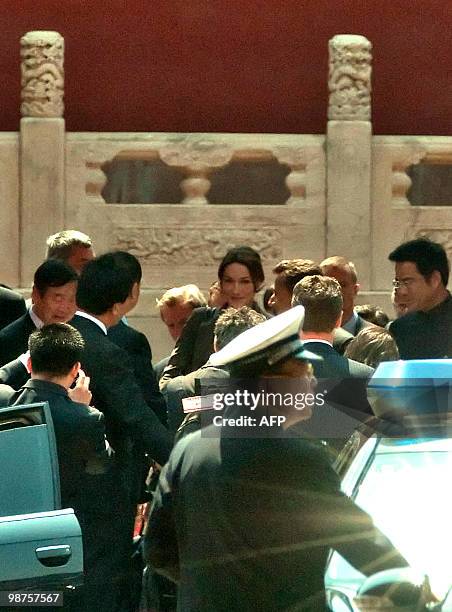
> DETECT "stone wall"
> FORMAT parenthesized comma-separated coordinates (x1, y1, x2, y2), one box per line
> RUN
(4, 31, 452, 360)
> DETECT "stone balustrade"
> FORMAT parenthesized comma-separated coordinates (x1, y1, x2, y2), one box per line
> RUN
(0, 30, 450, 359)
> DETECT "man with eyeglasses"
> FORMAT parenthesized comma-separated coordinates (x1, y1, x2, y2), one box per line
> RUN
(388, 237, 452, 359)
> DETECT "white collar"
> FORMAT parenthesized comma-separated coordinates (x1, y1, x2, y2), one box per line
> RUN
(18, 351, 31, 372)
(75, 310, 107, 335)
(29, 307, 44, 329)
(301, 338, 333, 347)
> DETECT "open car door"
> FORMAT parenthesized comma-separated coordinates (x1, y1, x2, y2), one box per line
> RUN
(0, 402, 83, 592)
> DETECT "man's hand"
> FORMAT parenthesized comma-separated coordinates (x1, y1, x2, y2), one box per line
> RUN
(68, 368, 92, 405)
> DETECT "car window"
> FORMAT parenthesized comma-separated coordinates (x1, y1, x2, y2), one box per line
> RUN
(0, 404, 60, 516)
(327, 441, 452, 599)
(0, 403, 83, 593)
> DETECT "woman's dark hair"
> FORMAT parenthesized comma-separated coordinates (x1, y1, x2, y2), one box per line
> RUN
(354, 304, 390, 327)
(217, 246, 265, 291)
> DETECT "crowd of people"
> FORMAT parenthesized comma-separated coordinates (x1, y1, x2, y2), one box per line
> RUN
(0, 230, 451, 611)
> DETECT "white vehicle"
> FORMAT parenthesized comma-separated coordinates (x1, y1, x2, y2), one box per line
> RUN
(325, 359, 452, 611)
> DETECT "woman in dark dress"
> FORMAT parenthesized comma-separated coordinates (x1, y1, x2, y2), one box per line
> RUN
(160, 246, 265, 388)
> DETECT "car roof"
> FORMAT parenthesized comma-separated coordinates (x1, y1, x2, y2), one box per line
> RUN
(373, 359, 452, 381)
(374, 436, 452, 453)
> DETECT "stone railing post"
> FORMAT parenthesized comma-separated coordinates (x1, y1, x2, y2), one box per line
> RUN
(326, 34, 372, 288)
(159, 136, 233, 204)
(20, 31, 65, 285)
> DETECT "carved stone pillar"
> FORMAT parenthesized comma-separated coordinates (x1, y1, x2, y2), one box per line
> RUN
(326, 34, 372, 289)
(328, 34, 371, 122)
(20, 31, 65, 285)
(21, 30, 64, 118)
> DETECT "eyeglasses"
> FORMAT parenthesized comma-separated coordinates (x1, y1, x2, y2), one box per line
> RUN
(392, 278, 415, 290)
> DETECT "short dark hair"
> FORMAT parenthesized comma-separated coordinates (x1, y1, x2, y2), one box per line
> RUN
(388, 238, 449, 285)
(214, 306, 266, 350)
(46, 230, 92, 261)
(29, 323, 84, 376)
(77, 252, 138, 315)
(218, 246, 265, 291)
(354, 304, 389, 327)
(272, 259, 322, 293)
(33, 259, 78, 296)
(292, 275, 343, 332)
(108, 250, 142, 284)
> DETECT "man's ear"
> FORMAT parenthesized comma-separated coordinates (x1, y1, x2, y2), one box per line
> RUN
(27, 355, 33, 374)
(131, 281, 140, 301)
(31, 285, 38, 304)
(69, 362, 80, 380)
(354, 283, 360, 296)
(429, 270, 442, 288)
(213, 336, 218, 353)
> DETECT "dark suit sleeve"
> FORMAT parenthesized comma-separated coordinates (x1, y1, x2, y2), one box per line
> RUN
(0, 288, 26, 331)
(325, 359, 375, 417)
(144, 447, 183, 582)
(332, 327, 354, 355)
(164, 376, 192, 435)
(108, 323, 168, 426)
(159, 308, 207, 391)
(0, 359, 29, 389)
(132, 333, 167, 426)
(74, 404, 107, 450)
(153, 356, 169, 382)
(63, 403, 109, 465)
(0, 315, 34, 366)
(89, 345, 172, 465)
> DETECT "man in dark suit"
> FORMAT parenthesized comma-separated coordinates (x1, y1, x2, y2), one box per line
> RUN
(0, 323, 117, 612)
(0, 260, 78, 366)
(154, 284, 208, 381)
(267, 258, 354, 353)
(109, 319, 167, 424)
(164, 306, 266, 436)
(45, 232, 166, 424)
(70, 251, 172, 611)
(0, 284, 26, 331)
(292, 275, 374, 444)
(0, 323, 108, 507)
(321, 255, 377, 336)
(144, 307, 407, 611)
(388, 238, 452, 359)
(106, 252, 167, 425)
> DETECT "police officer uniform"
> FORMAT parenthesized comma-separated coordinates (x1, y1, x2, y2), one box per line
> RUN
(144, 307, 407, 611)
